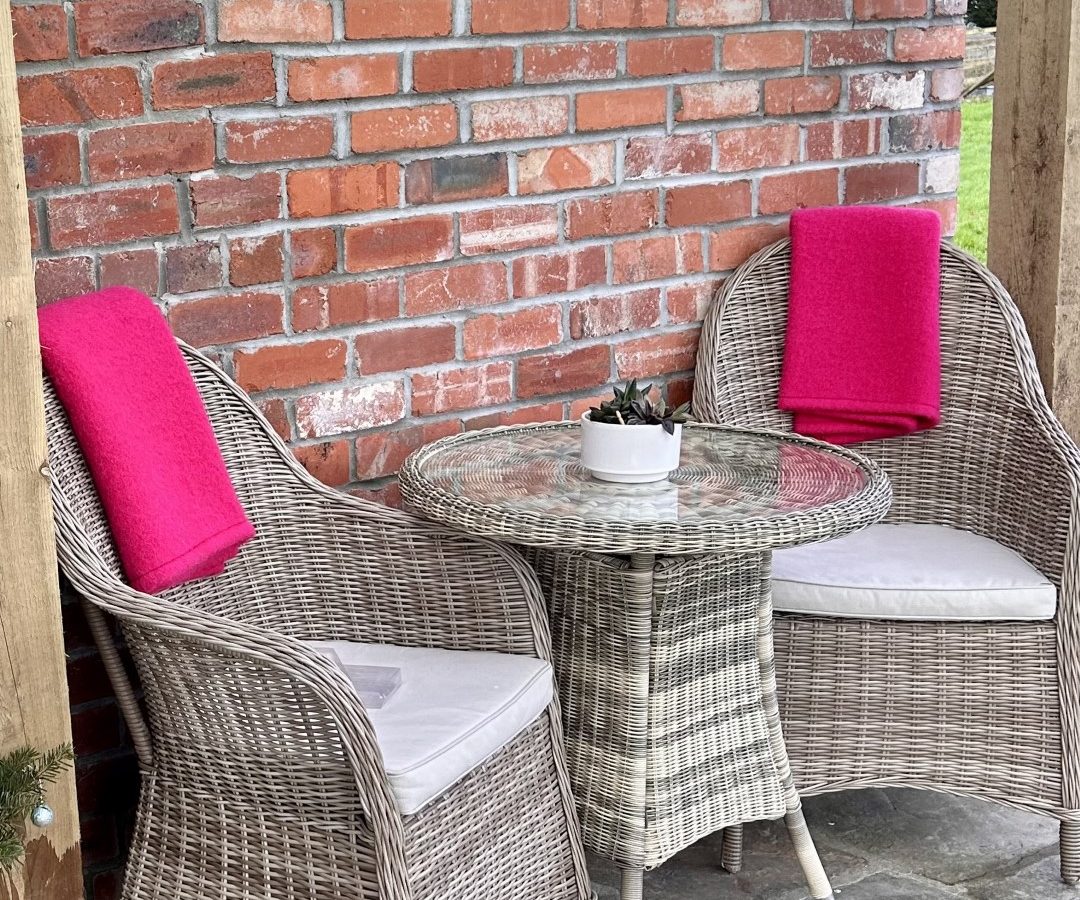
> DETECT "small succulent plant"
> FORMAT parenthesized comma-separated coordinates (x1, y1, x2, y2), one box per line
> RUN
(588, 380, 693, 435)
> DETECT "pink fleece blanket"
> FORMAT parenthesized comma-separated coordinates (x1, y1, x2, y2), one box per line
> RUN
(38, 287, 254, 594)
(778, 206, 942, 444)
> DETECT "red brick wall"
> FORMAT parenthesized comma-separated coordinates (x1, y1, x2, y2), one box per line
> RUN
(15, 0, 964, 894)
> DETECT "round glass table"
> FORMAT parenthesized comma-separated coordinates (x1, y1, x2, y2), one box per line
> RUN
(400, 422, 891, 900)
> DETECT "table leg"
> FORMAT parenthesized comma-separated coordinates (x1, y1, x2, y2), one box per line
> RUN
(720, 824, 743, 873)
(620, 867, 645, 900)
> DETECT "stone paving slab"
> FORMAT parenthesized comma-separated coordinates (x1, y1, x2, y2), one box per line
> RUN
(585, 788, 1066, 899)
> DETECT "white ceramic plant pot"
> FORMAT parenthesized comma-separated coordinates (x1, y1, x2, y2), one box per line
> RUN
(579, 413, 683, 483)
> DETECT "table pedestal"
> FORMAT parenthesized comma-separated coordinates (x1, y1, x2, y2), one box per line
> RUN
(528, 548, 833, 900)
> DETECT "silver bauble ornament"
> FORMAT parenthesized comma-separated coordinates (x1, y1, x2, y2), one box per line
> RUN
(30, 804, 54, 828)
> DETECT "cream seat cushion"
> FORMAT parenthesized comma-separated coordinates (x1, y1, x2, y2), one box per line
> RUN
(305, 640, 552, 815)
(772, 523, 1057, 621)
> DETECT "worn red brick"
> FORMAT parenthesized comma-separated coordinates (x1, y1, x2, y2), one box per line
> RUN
(577, 87, 667, 131)
(352, 104, 458, 153)
(517, 142, 615, 194)
(854, 0, 927, 17)
(889, 109, 962, 151)
(894, 25, 966, 61)
(524, 42, 618, 83)
(667, 282, 713, 324)
(23, 133, 80, 190)
(219, 0, 333, 42)
(294, 441, 352, 487)
(13, 4, 68, 61)
(288, 163, 398, 218)
(759, 168, 840, 213)
(578, 0, 667, 27)
(570, 289, 662, 338)
(676, 81, 760, 122)
(517, 345, 611, 398)
(770, 0, 845, 18)
(19, 67, 143, 126)
(723, 31, 804, 69)
(152, 53, 275, 110)
(189, 172, 281, 228)
(512, 246, 607, 298)
(764, 76, 841, 114)
(666, 182, 752, 226)
(35, 256, 95, 304)
(100, 248, 159, 296)
(355, 421, 461, 481)
(465, 401, 564, 430)
(471, 96, 569, 142)
(356, 324, 457, 374)
(235, 339, 346, 391)
(288, 55, 398, 102)
(850, 71, 926, 110)
(612, 235, 703, 283)
(295, 381, 406, 438)
(567, 190, 659, 239)
(412, 362, 513, 414)
(615, 330, 699, 378)
(165, 243, 222, 294)
(844, 161, 920, 202)
(625, 134, 713, 179)
(292, 278, 398, 331)
(225, 117, 335, 163)
(931, 67, 966, 102)
(810, 29, 888, 66)
(89, 119, 214, 182)
(716, 124, 800, 172)
(464, 304, 563, 359)
(48, 185, 180, 249)
(344, 214, 454, 272)
(806, 119, 881, 160)
(229, 234, 284, 287)
(405, 155, 508, 204)
(626, 36, 714, 76)
(404, 261, 508, 315)
(413, 47, 514, 92)
(460, 204, 560, 256)
(290, 228, 337, 279)
(169, 291, 284, 346)
(74, 0, 202, 55)
(27, 202, 39, 252)
(709, 222, 789, 270)
(345, 0, 452, 38)
(676, 0, 761, 26)
(472, 0, 569, 32)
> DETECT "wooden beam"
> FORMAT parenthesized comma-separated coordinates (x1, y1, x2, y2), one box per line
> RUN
(0, 0, 82, 896)
(988, 0, 1080, 434)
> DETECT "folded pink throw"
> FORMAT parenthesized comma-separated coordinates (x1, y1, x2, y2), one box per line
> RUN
(778, 205, 942, 444)
(38, 287, 254, 594)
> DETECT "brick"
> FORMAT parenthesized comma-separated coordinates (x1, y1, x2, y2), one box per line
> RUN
(850, 71, 926, 110)
(169, 291, 284, 346)
(716, 124, 800, 173)
(288, 163, 398, 218)
(19, 67, 143, 126)
(352, 104, 458, 153)
(577, 0, 667, 28)
(235, 339, 346, 391)
(925, 154, 960, 194)
(219, 0, 333, 42)
(465, 401, 564, 429)
(225, 117, 335, 164)
(568, 392, 611, 419)
(625, 134, 712, 179)
(570, 288, 662, 338)
(259, 398, 290, 439)
(524, 42, 618, 83)
(288, 55, 398, 102)
(472, 0, 569, 32)
(356, 324, 457, 373)
(295, 381, 406, 438)
(345, 0, 451, 38)
(517, 142, 614, 194)
(844, 161, 920, 202)
(88, 119, 214, 182)
(354, 482, 402, 507)
(517, 345, 610, 398)
(770, 0, 845, 18)
(292, 278, 398, 331)
(911, 196, 956, 233)
(152, 53, 275, 110)
(48, 185, 180, 249)
(935, 0, 965, 11)
(512, 246, 607, 298)
(855, 0, 927, 17)
(612, 234, 703, 283)
(27, 202, 39, 252)
(810, 29, 888, 66)
(189, 172, 281, 228)
(344, 214, 454, 272)
(676, 0, 761, 26)
(74, 0, 202, 55)
(894, 26, 966, 61)
(355, 420, 461, 481)
(567, 190, 658, 239)
(708, 222, 788, 270)
(806, 119, 881, 160)
(35, 256, 95, 304)
(615, 330, 699, 378)
(759, 168, 840, 213)
(100, 248, 160, 296)
(23, 133, 80, 190)
(723, 31, 805, 70)
(13, 5, 68, 61)
(294, 441, 351, 487)
(412, 362, 513, 415)
(676, 81, 760, 122)
(471, 96, 569, 142)
(627, 36, 714, 77)
(576, 87, 667, 131)
(413, 47, 514, 92)
(460, 204, 560, 256)
(291, 228, 337, 279)
(229, 234, 284, 287)
(165, 243, 222, 293)
(764, 76, 841, 114)
(889, 109, 961, 151)
(404, 261, 508, 315)
(405, 155, 508, 204)
(463, 304, 563, 359)
(667, 282, 713, 324)
(666, 182, 752, 226)
(931, 67, 966, 102)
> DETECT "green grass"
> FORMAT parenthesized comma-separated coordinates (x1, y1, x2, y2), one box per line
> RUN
(955, 98, 993, 262)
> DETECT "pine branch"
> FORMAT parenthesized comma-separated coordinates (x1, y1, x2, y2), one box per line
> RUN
(0, 744, 74, 873)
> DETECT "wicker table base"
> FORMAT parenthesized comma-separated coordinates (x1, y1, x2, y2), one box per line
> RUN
(527, 547, 833, 900)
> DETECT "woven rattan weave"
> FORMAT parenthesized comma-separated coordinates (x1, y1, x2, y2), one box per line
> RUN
(692, 238, 1080, 885)
(400, 423, 891, 900)
(43, 342, 592, 900)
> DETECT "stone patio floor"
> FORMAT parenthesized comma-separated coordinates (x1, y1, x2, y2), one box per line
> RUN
(587, 788, 1070, 899)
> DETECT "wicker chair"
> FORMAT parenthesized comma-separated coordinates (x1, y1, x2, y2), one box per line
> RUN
(43, 341, 592, 900)
(692, 238, 1080, 884)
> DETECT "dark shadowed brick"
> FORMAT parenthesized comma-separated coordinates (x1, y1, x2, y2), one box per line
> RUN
(405, 155, 508, 204)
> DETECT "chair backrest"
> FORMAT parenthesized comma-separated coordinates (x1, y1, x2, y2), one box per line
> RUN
(692, 239, 1070, 576)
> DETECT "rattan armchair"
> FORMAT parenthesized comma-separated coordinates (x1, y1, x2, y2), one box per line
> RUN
(44, 341, 592, 900)
(693, 238, 1080, 883)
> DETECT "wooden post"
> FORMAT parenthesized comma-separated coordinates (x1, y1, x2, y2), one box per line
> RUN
(0, 0, 83, 896)
(988, 0, 1080, 434)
